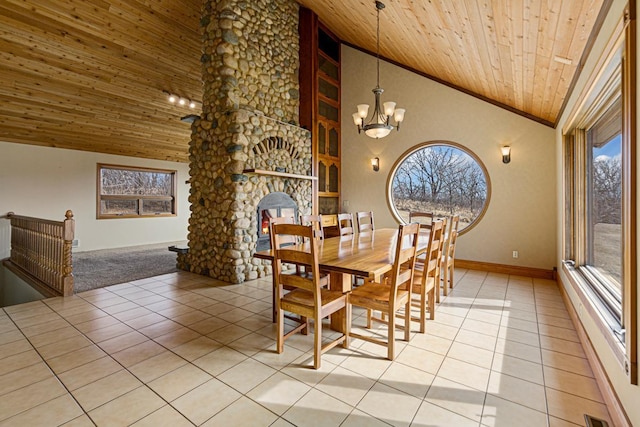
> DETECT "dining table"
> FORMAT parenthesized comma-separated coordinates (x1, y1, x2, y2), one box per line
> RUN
(253, 227, 429, 330)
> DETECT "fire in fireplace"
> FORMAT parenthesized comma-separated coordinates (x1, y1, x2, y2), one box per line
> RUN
(256, 192, 298, 251)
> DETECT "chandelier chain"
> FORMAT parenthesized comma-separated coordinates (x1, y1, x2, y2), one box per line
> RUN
(376, 2, 380, 89)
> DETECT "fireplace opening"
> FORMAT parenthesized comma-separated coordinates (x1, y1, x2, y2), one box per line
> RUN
(256, 192, 298, 251)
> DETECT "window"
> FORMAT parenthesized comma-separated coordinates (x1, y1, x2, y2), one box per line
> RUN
(588, 99, 623, 295)
(568, 96, 624, 324)
(97, 164, 176, 218)
(562, 10, 635, 382)
(388, 141, 490, 232)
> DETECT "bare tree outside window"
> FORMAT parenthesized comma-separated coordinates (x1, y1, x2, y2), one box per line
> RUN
(97, 164, 176, 218)
(588, 123, 623, 288)
(389, 143, 489, 231)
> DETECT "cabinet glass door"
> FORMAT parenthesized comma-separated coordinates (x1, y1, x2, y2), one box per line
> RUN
(329, 127, 339, 157)
(318, 160, 327, 192)
(318, 123, 326, 155)
(329, 163, 339, 193)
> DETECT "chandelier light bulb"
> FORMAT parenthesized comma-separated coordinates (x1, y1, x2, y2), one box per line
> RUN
(383, 101, 396, 116)
(189, 100, 196, 109)
(168, 94, 176, 103)
(357, 104, 369, 118)
(178, 98, 186, 106)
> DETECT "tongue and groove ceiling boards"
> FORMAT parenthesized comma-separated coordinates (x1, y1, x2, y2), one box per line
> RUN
(0, 0, 608, 161)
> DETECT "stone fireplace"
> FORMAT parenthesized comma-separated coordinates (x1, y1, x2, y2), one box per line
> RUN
(256, 192, 298, 252)
(177, 0, 311, 283)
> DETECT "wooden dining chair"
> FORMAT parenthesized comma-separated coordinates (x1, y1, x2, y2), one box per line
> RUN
(270, 216, 297, 245)
(348, 223, 420, 360)
(267, 216, 297, 322)
(272, 215, 329, 283)
(409, 211, 434, 230)
(272, 223, 348, 369)
(441, 215, 460, 295)
(300, 213, 331, 286)
(410, 218, 446, 333)
(300, 214, 325, 240)
(356, 211, 375, 232)
(434, 217, 448, 303)
(337, 212, 354, 236)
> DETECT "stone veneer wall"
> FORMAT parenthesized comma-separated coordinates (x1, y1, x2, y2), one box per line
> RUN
(178, 0, 311, 283)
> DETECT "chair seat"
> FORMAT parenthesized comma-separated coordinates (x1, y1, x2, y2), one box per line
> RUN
(350, 282, 409, 306)
(411, 269, 436, 292)
(283, 269, 329, 287)
(297, 270, 330, 283)
(282, 288, 346, 308)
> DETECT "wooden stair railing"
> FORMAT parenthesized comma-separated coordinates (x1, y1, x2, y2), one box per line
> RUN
(4, 210, 75, 296)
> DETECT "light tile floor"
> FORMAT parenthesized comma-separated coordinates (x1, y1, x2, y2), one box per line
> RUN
(0, 269, 614, 426)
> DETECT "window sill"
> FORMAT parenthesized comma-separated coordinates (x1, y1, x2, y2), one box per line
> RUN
(561, 262, 627, 371)
(97, 214, 177, 219)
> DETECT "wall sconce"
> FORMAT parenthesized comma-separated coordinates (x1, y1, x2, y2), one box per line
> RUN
(501, 146, 511, 164)
(371, 157, 380, 172)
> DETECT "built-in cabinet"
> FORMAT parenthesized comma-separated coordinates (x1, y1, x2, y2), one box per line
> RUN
(299, 8, 341, 235)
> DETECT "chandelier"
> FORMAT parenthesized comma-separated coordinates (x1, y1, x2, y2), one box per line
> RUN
(352, 1, 405, 139)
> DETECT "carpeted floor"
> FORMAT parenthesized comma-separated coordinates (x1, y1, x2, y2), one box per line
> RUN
(72, 242, 185, 293)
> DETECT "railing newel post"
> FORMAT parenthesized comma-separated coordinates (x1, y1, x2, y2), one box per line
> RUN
(62, 210, 75, 296)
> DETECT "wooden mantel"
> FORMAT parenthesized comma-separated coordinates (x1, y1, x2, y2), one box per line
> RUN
(242, 169, 317, 180)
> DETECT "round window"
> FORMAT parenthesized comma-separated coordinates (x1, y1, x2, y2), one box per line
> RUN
(387, 141, 490, 233)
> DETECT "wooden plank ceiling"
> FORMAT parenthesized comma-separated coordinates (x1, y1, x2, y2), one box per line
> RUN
(300, 0, 608, 126)
(0, 0, 607, 162)
(0, 0, 202, 162)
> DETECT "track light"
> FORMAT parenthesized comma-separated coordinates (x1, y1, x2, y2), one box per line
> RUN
(163, 91, 199, 110)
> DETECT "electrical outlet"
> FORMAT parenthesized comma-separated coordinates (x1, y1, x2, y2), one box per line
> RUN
(343, 200, 350, 209)
(72, 239, 79, 248)
(512, 250, 519, 258)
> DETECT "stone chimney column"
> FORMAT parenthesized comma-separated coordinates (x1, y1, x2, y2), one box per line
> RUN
(180, 0, 302, 283)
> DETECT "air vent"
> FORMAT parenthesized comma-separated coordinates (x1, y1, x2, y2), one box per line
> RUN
(584, 414, 609, 427)
(554, 55, 573, 65)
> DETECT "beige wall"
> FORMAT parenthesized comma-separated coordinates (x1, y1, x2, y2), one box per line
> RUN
(0, 141, 190, 258)
(555, 0, 639, 424)
(341, 46, 557, 270)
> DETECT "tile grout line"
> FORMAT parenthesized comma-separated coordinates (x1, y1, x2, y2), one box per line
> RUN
(0, 270, 603, 426)
(2, 300, 98, 426)
(77, 278, 300, 426)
